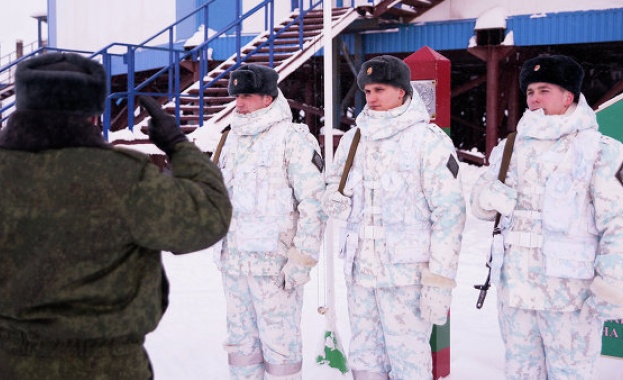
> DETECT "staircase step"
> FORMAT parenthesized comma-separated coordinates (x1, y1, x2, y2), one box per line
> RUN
(0, 84, 15, 100)
(271, 37, 313, 45)
(242, 53, 292, 62)
(178, 114, 214, 122)
(160, 6, 360, 133)
(278, 23, 324, 32)
(178, 96, 233, 105)
(252, 45, 301, 54)
(187, 87, 230, 96)
(275, 30, 320, 39)
(174, 104, 227, 113)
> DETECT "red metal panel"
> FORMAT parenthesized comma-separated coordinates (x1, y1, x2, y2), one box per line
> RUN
(403, 46, 451, 129)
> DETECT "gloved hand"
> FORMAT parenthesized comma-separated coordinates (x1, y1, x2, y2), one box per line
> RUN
(478, 179, 517, 217)
(420, 269, 456, 325)
(280, 247, 317, 291)
(580, 277, 623, 322)
(579, 297, 601, 322)
(139, 96, 188, 156)
(321, 184, 351, 220)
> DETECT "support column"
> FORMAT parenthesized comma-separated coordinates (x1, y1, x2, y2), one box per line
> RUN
(468, 45, 515, 163)
(485, 46, 499, 162)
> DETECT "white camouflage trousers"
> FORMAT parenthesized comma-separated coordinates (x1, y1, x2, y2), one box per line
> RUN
(222, 273, 304, 380)
(347, 282, 433, 380)
(497, 301, 603, 380)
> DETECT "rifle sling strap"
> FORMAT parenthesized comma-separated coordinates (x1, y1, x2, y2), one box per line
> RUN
(212, 129, 230, 164)
(493, 132, 517, 229)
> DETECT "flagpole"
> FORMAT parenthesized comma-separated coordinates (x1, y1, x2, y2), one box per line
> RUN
(322, 0, 335, 321)
(315, 1, 349, 373)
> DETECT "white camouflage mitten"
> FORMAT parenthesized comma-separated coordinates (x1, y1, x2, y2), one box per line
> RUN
(478, 179, 517, 216)
(280, 247, 317, 291)
(580, 277, 623, 321)
(321, 184, 351, 220)
(420, 269, 456, 325)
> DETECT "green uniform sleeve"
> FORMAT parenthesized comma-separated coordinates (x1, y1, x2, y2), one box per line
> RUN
(126, 142, 232, 253)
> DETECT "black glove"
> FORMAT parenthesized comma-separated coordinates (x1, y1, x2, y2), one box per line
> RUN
(139, 96, 188, 156)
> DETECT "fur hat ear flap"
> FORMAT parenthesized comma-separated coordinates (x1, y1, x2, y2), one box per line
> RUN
(15, 52, 107, 116)
(357, 55, 413, 97)
(519, 54, 584, 102)
(228, 64, 279, 98)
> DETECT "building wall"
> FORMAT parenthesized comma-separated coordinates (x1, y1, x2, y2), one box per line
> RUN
(49, 0, 176, 52)
(48, 0, 300, 53)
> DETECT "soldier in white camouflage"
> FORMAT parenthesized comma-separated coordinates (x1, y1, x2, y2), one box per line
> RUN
(0, 52, 232, 379)
(471, 54, 623, 379)
(212, 64, 325, 380)
(322, 55, 466, 380)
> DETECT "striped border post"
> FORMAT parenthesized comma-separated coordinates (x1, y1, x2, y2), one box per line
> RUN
(430, 310, 450, 379)
(602, 319, 623, 358)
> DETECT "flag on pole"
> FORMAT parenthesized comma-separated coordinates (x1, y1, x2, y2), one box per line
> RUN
(315, 307, 349, 373)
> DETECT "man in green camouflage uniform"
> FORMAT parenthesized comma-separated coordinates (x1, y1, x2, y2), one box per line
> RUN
(0, 52, 232, 379)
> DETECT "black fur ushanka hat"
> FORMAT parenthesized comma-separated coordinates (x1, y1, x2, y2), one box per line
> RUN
(356, 55, 413, 97)
(15, 52, 107, 116)
(228, 64, 279, 98)
(519, 54, 584, 102)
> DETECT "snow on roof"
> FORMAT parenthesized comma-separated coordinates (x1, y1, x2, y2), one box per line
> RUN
(184, 25, 217, 48)
(29, 11, 47, 19)
(474, 6, 508, 30)
(502, 30, 514, 46)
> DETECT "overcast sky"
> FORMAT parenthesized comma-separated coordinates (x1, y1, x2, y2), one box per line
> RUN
(0, 0, 47, 57)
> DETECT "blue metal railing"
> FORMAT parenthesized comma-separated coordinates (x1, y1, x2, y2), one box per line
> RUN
(0, 45, 98, 115)
(0, 40, 40, 86)
(0, 0, 352, 139)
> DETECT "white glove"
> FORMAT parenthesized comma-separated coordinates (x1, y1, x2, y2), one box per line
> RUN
(580, 277, 623, 321)
(321, 185, 351, 220)
(478, 179, 517, 217)
(280, 247, 317, 291)
(420, 269, 456, 325)
(579, 297, 601, 323)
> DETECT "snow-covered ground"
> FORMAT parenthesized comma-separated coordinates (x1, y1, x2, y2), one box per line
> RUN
(144, 163, 623, 379)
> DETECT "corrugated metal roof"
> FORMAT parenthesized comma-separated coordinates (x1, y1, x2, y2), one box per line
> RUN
(508, 8, 623, 46)
(350, 7, 623, 54)
(359, 19, 476, 53)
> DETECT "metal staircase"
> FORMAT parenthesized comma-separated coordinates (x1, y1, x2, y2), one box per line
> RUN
(358, 0, 446, 23)
(173, 7, 360, 150)
(0, 40, 40, 102)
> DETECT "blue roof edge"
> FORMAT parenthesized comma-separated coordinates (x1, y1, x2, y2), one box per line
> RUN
(120, 7, 623, 75)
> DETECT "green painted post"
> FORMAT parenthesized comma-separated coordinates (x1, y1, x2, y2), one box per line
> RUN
(596, 95, 623, 359)
(430, 311, 451, 379)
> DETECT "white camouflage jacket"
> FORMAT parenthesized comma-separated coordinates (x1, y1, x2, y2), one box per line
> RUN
(326, 89, 466, 288)
(471, 95, 623, 318)
(214, 90, 325, 276)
